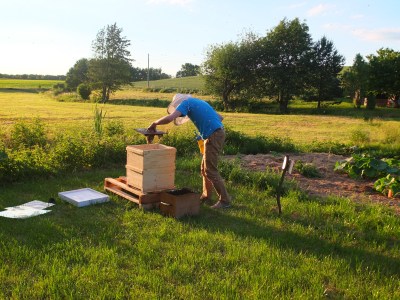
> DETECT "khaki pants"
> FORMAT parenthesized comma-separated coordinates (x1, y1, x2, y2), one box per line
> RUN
(201, 129, 230, 203)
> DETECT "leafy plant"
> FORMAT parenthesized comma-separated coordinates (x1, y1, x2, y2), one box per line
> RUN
(334, 154, 399, 179)
(10, 118, 47, 148)
(105, 120, 125, 136)
(295, 160, 322, 178)
(77, 83, 91, 100)
(374, 174, 400, 197)
(93, 104, 106, 137)
(335, 153, 400, 196)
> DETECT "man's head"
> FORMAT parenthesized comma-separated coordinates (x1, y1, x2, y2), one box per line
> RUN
(168, 94, 191, 125)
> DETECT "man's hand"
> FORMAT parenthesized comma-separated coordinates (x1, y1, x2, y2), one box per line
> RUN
(147, 122, 157, 132)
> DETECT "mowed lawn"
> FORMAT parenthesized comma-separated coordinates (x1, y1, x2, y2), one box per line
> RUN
(0, 88, 400, 299)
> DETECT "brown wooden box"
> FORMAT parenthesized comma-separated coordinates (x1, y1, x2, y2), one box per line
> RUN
(159, 188, 200, 218)
(126, 144, 176, 193)
(126, 144, 176, 170)
(126, 165, 175, 193)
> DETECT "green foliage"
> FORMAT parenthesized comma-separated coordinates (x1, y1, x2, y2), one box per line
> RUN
(295, 160, 322, 178)
(340, 54, 369, 106)
(203, 33, 258, 110)
(10, 118, 47, 148)
(77, 83, 91, 100)
(161, 129, 198, 157)
(335, 153, 400, 196)
(224, 127, 296, 155)
(90, 23, 133, 102)
(105, 120, 125, 136)
(350, 129, 370, 145)
(65, 58, 89, 90)
(367, 48, 400, 98)
(93, 104, 106, 137)
(176, 63, 200, 78)
(133, 76, 205, 90)
(366, 93, 376, 110)
(334, 154, 399, 179)
(308, 36, 345, 108)
(374, 174, 400, 197)
(258, 18, 313, 113)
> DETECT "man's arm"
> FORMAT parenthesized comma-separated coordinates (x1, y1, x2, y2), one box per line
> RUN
(148, 110, 182, 131)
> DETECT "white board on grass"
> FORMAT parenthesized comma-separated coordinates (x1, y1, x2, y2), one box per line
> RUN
(58, 188, 109, 207)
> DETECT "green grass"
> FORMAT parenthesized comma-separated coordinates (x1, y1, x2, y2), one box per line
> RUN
(0, 159, 399, 299)
(1, 89, 400, 153)
(133, 76, 205, 90)
(0, 79, 64, 90)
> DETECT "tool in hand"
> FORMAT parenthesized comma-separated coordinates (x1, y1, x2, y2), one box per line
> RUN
(135, 128, 166, 144)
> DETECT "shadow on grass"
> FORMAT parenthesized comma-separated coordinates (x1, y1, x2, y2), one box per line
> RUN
(108, 98, 170, 108)
(183, 207, 400, 278)
(0, 88, 46, 94)
(1, 168, 398, 280)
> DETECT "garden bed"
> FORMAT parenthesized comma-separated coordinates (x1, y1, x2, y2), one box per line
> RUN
(226, 153, 400, 214)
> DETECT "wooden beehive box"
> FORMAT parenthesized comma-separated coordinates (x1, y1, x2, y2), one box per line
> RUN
(159, 188, 200, 218)
(126, 144, 176, 193)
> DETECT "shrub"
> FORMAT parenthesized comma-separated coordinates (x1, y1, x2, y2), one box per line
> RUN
(77, 83, 92, 100)
(295, 160, 322, 178)
(224, 128, 296, 155)
(105, 120, 125, 136)
(10, 118, 47, 148)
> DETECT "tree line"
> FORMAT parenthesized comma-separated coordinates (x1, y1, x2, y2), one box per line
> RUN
(203, 18, 344, 112)
(203, 18, 400, 112)
(341, 50, 400, 108)
(19, 20, 397, 109)
(0, 74, 66, 80)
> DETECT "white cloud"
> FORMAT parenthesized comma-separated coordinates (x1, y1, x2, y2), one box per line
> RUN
(146, 0, 193, 5)
(307, 3, 335, 17)
(352, 28, 400, 41)
(287, 2, 307, 9)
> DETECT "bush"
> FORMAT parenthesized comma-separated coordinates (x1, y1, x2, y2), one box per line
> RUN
(77, 83, 91, 100)
(224, 127, 296, 155)
(105, 120, 125, 136)
(10, 118, 47, 148)
(295, 161, 322, 178)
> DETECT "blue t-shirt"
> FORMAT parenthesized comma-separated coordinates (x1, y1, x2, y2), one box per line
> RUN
(176, 98, 223, 139)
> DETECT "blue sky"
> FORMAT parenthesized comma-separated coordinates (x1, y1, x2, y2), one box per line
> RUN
(1, 0, 399, 77)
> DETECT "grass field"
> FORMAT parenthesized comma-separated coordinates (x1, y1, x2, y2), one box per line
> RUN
(0, 80, 400, 298)
(132, 76, 205, 90)
(0, 79, 63, 90)
(1, 88, 399, 149)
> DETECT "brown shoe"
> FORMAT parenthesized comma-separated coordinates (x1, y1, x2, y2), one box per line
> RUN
(211, 201, 231, 209)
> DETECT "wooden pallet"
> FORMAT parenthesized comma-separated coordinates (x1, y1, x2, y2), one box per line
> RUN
(104, 176, 162, 209)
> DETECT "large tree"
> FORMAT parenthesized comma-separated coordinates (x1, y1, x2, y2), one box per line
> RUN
(89, 23, 133, 103)
(340, 54, 369, 107)
(176, 63, 200, 78)
(203, 33, 258, 110)
(367, 48, 400, 100)
(257, 18, 313, 113)
(65, 58, 89, 91)
(309, 36, 345, 108)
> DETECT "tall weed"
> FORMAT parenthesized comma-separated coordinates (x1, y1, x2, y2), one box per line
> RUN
(93, 104, 106, 137)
